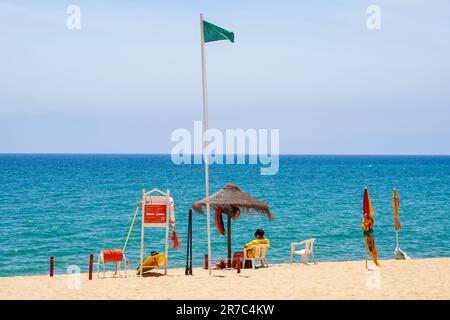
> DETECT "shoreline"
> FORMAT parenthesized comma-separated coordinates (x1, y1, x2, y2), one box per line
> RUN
(1, 257, 448, 300)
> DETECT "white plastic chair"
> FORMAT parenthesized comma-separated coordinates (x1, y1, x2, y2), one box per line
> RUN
(242, 244, 269, 269)
(290, 238, 316, 265)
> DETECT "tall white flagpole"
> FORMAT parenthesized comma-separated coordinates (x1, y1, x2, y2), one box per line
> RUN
(200, 13, 212, 275)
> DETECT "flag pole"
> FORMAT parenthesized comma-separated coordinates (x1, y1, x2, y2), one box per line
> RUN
(200, 13, 212, 275)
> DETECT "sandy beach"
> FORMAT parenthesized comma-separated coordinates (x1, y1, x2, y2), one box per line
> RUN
(0, 258, 448, 300)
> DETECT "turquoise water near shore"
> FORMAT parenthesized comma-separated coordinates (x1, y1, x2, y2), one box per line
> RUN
(0, 154, 449, 276)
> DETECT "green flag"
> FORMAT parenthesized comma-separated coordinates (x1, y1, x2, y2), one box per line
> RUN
(203, 20, 234, 43)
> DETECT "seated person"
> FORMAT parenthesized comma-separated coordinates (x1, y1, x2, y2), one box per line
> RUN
(243, 229, 270, 258)
(232, 229, 270, 267)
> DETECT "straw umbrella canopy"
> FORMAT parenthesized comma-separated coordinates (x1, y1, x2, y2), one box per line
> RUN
(192, 184, 273, 267)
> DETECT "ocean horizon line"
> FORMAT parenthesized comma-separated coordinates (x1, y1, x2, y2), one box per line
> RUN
(1, 153, 450, 157)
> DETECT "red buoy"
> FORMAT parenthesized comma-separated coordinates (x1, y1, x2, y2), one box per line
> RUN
(101, 249, 123, 263)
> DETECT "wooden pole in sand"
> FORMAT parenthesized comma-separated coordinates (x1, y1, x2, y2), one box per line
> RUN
(236, 254, 241, 273)
(227, 213, 232, 268)
(185, 212, 189, 275)
(88, 254, 93, 280)
(189, 209, 193, 275)
(49, 256, 54, 277)
(185, 209, 192, 275)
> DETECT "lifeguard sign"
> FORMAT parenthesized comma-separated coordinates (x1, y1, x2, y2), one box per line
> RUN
(144, 204, 167, 225)
(140, 188, 172, 276)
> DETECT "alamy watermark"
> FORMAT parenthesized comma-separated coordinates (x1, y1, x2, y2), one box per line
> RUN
(66, 265, 81, 290)
(171, 121, 279, 175)
(64, 5, 380, 32)
(366, 5, 381, 30)
(366, 269, 381, 290)
(66, 5, 81, 30)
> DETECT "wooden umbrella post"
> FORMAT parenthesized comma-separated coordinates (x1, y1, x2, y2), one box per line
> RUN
(227, 212, 232, 268)
(189, 209, 193, 275)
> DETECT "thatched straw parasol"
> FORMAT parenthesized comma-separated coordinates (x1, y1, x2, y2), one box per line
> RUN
(192, 184, 273, 268)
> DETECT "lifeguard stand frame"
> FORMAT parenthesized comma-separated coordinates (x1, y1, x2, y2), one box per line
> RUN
(140, 188, 171, 276)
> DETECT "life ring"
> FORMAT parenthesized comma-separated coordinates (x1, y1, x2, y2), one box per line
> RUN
(215, 207, 225, 235)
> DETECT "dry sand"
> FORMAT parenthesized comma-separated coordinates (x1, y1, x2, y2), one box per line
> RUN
(0, 258, 448, 300)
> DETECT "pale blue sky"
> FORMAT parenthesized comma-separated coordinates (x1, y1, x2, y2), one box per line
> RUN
(0, 0, 449, 154)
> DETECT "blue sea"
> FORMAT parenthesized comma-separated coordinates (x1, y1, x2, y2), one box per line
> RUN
(0, 154, 449, 277)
